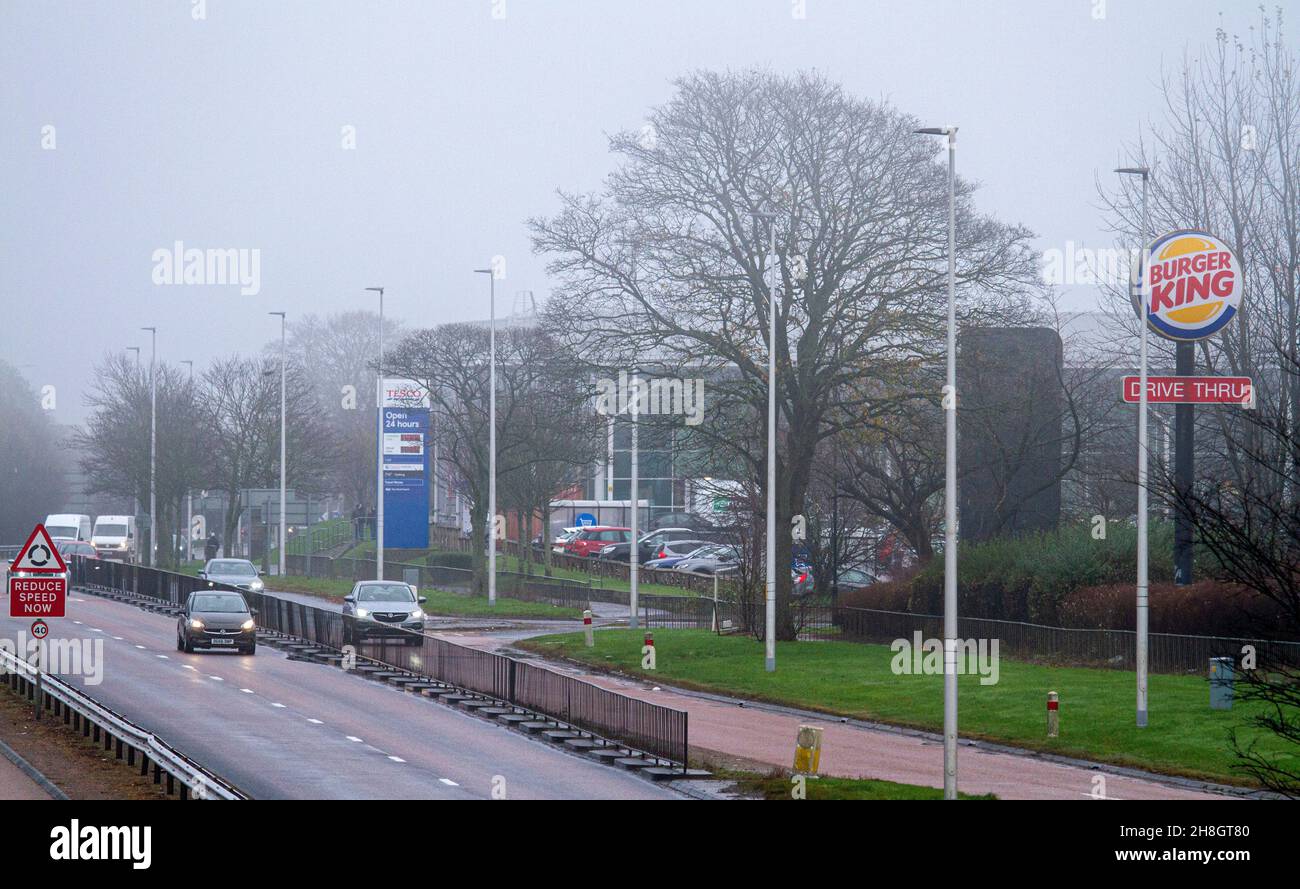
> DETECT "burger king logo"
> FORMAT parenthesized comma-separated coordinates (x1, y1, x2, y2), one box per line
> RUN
(1130, 229, 1241, 341)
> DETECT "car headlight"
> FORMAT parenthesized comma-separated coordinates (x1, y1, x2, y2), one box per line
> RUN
(189, 618, 204, 629)
(250, 579, 264, 591)
(409, 609, 424, 620)
(241, 618, 255, 630)
(356, 608, 370, 618)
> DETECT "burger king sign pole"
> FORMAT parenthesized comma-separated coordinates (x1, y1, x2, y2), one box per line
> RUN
(1129, 226, 1243, 727)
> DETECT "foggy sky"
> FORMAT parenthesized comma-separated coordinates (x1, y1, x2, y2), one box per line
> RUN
(1, 0, 1246, 424)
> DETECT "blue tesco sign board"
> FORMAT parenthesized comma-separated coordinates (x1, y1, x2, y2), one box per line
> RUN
(576, 513, 597, 527)
(380, 407, 429, 549)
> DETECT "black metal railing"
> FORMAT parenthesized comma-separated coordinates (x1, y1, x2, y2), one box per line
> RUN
(638, 594, 1300, 674)
(70, 557, 688, 767)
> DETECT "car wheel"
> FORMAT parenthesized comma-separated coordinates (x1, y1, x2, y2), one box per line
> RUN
(176, 632, 183, 652)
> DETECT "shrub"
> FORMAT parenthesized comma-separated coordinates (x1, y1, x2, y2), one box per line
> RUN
(426, 551, 475, 571)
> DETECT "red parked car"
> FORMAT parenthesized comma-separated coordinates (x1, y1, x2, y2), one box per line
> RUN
(564, 526, 632, 558)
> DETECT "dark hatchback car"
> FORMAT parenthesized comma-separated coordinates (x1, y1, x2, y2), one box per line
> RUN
(177, 590, 257, 655)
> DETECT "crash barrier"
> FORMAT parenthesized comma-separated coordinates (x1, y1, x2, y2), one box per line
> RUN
(637, 594, 1300, 674)
(71, 558, 689, 768)
(0, 643, 245, 799)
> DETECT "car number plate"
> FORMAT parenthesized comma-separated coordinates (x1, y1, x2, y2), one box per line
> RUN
(211, 638, 234, 646)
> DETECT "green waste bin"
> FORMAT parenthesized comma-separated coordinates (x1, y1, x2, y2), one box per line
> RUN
(1210, 657, 1234, 710)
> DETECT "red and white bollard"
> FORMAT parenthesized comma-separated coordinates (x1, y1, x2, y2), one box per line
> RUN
(1047, 691, 1059, 738)
(583, 609, 593, 648)
(641, 631, 656, 671)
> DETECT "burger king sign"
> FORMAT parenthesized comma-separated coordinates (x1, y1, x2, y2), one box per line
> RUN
(1130, 229, 1242, 341)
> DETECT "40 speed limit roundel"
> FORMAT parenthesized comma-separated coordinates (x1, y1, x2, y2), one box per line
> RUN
(1130, 229, 1242, 341)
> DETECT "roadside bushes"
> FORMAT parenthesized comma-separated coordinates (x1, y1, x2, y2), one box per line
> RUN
(426, 551, 475, 571)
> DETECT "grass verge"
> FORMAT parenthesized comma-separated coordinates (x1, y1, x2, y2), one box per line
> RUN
(717, 768, 995, 800)
(517, 628, 1289, 786)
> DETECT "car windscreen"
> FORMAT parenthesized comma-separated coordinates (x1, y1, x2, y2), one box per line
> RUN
(357, 584, 415, 602)
(209, 561, 256, 576)
(47, 526, 78, 539)
(191, 594, 248, 613)
(95, 524, 127, 537)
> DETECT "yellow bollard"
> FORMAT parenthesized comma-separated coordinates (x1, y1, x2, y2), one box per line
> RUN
(793, 724, 823, 774)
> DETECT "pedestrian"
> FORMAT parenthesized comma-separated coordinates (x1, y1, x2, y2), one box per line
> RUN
(351, 503, 363, 541)
(205, 531, 220, 562)
(367, 505, 377, 541)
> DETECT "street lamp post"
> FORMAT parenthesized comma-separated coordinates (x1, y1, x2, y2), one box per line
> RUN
(916, 125, 958, 799)
(473, 267, 497, 607)
(141, 327, 157, 567)
(270, 312, 287, 577)
(127, 346, 141, 524)
(366, 288, 385, 580)
(182, 359, 193, 562)
(751, 207, 778, 674)
(1117, 165, 1151, 728)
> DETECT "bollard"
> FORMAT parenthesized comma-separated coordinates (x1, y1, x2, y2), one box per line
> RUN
(643, 631, 654, 648)
(793, 725, 823, 775)
(1047, 691, 1059, 738)
(583, 610, 594, 648)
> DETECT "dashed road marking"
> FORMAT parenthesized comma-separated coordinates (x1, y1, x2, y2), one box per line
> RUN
(156, 655, 169, 659)
(439, 778, 458, 786)
(135, 645, 146, 650)
(239, 688, 254, 694)
(388, 756, 406, 763)
(209, 676, 223, 681)
(307, 718, 323, 724)
(346, 736, 364, 743)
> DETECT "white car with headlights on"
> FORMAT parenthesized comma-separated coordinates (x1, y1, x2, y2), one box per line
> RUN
(342, 580, 427, 646)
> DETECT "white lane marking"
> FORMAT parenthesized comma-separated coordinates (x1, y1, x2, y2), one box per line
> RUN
(239, 688, 254, 694)
(209, 676, 223, 681)
(183, 665, 197, 671)
(388, 756, 406, 763)
(271, 703, 286, 708)
(73, 621, 83, 625)
(439, 778, 458, 786)
(307, 718, 323, 724)
(346, 736, 364, 743)
(156, 655, 169, 659)
(112, 636, 123, 641)
(90, 628, 103, 633)
(135, 645, 146, 649)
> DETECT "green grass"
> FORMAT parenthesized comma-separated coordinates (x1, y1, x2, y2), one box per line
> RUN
(517, 629, 1293, 786)
(718, 769, 995, 800)
(265, 573, 582, 620)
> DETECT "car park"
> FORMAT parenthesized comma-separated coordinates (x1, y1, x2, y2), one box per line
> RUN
(198, 558, 266, 593)
(342, 580, 427, 645)
(176, 590, 257, 655)
(640, 540, 716, 570)
(672, 544, 740, 574)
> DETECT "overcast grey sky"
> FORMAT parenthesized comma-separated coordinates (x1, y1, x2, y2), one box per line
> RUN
(1, 0, 1253, 423)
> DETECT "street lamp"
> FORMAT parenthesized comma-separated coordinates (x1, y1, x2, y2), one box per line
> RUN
(915, 124, 958, 799)
(473, 267, 497, 607)
(269, 312, 287, 578)
(126, 345, 142, 525)
(751, 206, 778, 674)
(1117, 164, 1151, 728)
(141, 327, 157, 568)
(365, 287, 385, 580)
(182, 359, 193, 562)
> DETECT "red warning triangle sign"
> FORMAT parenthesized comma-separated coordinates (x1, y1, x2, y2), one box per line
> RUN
(9, 524, 69, 574)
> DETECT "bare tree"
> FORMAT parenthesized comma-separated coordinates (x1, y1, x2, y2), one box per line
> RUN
(532, 70, 1041, 638)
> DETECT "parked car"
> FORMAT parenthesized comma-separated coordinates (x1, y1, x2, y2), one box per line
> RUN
(833, 567, 878, 592)
(199, 558, 265, 593)
(342, 580, 427, 645)
(640, 540, 717, 570)
(564, 526, 631, 558)
(551, 527, 582, 554)
(672, 544, 740, 575)
(176, 590, 257, 655)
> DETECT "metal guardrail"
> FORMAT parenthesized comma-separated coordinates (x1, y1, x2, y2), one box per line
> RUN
(0, 643, 245, 799)
(73, 557, 690, 768)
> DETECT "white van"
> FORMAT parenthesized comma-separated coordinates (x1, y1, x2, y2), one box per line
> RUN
(92, 515, 137, 562)
(44, 514, 93, 542)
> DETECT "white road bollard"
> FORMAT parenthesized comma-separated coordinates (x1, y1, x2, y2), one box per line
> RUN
(1047, 691, 1059, 738)
(794, 724, 823, 775)
(583, 609, 593, 648)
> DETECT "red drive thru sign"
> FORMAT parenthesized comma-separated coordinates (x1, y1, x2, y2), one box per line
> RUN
(1123, 376, 1254, 405)
(8, 523, 68, 618)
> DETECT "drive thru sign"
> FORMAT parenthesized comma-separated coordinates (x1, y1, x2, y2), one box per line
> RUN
(8, 524, 67, 618)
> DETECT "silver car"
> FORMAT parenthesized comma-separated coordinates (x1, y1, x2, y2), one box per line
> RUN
(199, 558, 265, 593)
(342, 580, 427, 646)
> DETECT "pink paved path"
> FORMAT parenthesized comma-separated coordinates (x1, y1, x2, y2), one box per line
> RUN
(438, 629, 1230, 801)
